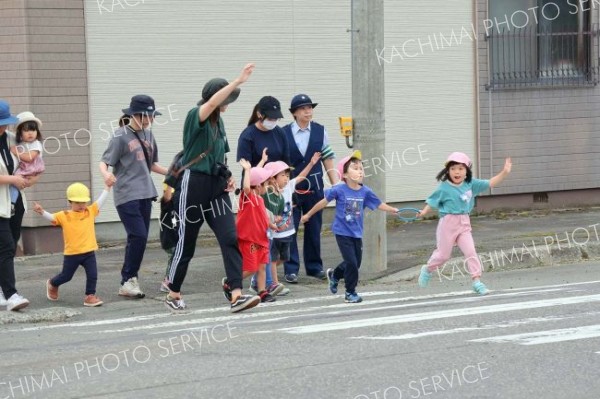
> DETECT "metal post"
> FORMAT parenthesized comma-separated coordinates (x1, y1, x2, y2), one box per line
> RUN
(351, 0, 386, 274)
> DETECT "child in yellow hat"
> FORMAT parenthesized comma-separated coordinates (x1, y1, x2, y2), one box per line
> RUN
(33, 182, 110, 307)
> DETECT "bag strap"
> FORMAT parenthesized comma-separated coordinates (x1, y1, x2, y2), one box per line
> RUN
(172, 121, 221, 175)
(129, 127, 153, 171)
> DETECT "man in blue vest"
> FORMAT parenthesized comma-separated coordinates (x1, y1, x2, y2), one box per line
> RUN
(283, 94, 338, 282)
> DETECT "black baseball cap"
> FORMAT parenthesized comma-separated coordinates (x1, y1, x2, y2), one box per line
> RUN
(258, 96, 284, 119)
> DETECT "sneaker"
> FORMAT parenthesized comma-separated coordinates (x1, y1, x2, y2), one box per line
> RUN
(278, 287, 291, 296)
(259, 290, 276, 303)
(309, 270, 327, 280)
(230, 294, 260, 313)
(165, 294, 187, 311)
(221, 277, 232, 301)
(267, 282, 284, 296)
(119, 277, 145, 298)
(0, 288, 7, 307)
(46, 279, 58, 301)
(6, 293, 29, 311)
(326, 268, 338, 294)
(472, 281, 490, 296)
(159, 278, 170, 293)
(284, 273, 298, 284)
(418, 265, 432, 288)
(344, 292, 363, 303)
(83, 294, 103, 307)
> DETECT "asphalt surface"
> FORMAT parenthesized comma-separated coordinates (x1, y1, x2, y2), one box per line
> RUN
(4, 206, 600, 322)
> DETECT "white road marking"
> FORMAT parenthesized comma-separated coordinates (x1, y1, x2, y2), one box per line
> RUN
(145, 289, 561, 335)
(276, 294, 600, 334)
(470, 324, 600, 345)
(2, 281, 595, 334)
(350, 312, 600, 340)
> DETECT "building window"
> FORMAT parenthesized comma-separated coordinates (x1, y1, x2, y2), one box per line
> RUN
(486, 0, 597, 90)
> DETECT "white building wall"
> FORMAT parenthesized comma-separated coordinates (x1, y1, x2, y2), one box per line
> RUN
(83, 0, 476, 222)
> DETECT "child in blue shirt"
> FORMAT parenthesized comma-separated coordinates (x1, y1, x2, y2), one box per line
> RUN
(301, 151, 398, 303)
(417, 152, 512, 295)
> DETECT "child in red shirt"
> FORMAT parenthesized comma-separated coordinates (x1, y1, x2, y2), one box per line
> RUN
(237, 159, 274, 302)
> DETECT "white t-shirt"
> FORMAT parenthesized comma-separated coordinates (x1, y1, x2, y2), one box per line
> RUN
(272, 178, 297, 239)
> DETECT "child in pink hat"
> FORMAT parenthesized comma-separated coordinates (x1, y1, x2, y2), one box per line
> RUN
(417, 152, 512, 295)
(301, 150, 399, 303)
(236, 159, 274, 303)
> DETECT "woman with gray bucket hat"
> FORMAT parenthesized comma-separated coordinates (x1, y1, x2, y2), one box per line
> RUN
(165, 63, 261, 313)
(0, 99, 31, 311)
(100, 94, 168, 300)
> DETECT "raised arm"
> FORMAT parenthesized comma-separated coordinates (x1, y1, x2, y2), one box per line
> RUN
(198, 63, 255, 123)
(95, 185, 112, 209)
(257, 148, 268, 168)
(295, 152, 321, 185)
(489, 157, 512, 188)
(240, 158, 252, 195)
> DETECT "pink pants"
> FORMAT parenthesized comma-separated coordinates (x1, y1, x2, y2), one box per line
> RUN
(426, 214, 482, 279)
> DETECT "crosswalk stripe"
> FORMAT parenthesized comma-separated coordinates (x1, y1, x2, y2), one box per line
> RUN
(470, 324, 600, 345)
(350, 311, 600, 341)
(2, 281, 594, 334)
(140, 289, 560, 335)
(276, 294, 600, 335)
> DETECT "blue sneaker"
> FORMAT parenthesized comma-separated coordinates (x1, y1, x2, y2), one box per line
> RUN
(326, 268, 338, 294)
(418, 265, 432, 288)
(344, 292, 363, 303)
(472, 281, 489, 296)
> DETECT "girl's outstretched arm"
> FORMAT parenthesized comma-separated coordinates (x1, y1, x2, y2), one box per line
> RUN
(417, 204, 432, 218)
(490, 157, 512, 188)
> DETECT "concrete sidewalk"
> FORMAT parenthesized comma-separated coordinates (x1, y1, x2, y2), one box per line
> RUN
(4, 206, 600, 324)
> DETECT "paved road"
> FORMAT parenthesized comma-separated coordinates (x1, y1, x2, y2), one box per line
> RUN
(1, 262, 599, 399)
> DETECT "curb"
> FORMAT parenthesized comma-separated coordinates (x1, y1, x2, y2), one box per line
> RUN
(375, 241, 600, 284)
(0, 307, 81, 325)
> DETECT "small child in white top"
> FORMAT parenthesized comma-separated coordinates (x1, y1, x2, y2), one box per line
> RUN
(10, 112, 45, 204)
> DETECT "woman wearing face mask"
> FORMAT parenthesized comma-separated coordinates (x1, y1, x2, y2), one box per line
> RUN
(237, 96, 290, 168)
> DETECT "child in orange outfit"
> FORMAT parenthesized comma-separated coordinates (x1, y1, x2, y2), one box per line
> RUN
(33, 182, 110, 307)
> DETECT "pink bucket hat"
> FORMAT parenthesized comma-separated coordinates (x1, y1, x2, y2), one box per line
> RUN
(264, 160, 293, 177)
(445, 152, 472, 168)
(337, 150, 362, 179)
(249, 167, 272, 186)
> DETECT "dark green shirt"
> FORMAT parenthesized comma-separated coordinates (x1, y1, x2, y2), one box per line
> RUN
(262, 188, 284, 216)
(182, 107, 230, 174)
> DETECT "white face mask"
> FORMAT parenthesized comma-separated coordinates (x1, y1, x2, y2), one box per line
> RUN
(262, 119, 278, 130)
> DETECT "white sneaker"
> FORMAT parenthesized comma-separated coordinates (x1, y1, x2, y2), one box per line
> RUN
(6, 293, 29, 311)
(0, 288, 7, 307)
(119, 277, 145, 298)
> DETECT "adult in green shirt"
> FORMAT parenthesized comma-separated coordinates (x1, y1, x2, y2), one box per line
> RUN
(165, 63, 260, 313)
